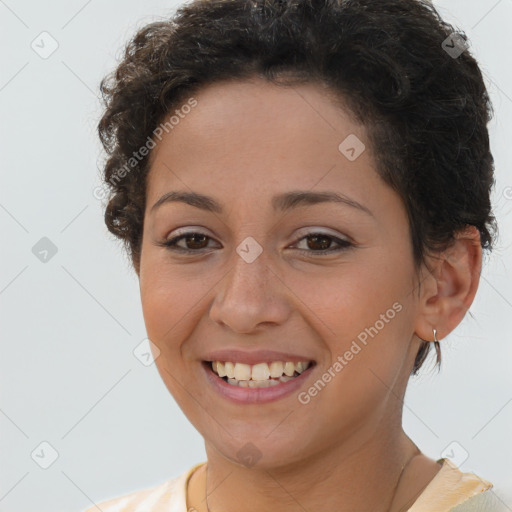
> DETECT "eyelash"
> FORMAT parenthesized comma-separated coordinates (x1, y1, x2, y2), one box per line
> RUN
(157, 231, 353, 256)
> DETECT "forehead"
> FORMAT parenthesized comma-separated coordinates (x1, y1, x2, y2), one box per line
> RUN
(145, 78, 378, 209)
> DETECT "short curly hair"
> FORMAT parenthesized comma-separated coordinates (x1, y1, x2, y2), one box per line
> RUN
(97, 0, 497, 375)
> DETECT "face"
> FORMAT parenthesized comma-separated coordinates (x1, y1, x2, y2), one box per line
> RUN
(138, 78, 423, 469)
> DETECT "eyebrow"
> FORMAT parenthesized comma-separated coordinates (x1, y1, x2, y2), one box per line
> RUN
(150, 190, 374, 217)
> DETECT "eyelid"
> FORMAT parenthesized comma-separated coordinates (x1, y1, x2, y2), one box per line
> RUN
(164, 226, 218, 244)
(167, 226, 351, 243)
(293, 227, 351, 242)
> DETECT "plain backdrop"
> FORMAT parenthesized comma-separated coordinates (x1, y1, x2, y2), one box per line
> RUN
(1, 0, 511, 510)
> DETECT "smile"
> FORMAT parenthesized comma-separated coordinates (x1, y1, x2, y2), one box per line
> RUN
(210, 360, 312, 388)
(202, 359, 316, 404)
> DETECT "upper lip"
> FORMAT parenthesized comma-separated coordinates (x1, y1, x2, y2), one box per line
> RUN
(202, 349, 316, 365)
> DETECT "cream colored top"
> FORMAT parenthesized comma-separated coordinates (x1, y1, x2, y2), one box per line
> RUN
(82, 458, 505, 512)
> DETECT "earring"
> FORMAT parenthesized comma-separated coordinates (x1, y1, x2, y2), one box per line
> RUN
(432, 328, 441, 359)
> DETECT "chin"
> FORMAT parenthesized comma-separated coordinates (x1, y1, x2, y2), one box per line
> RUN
(206, 428, 315, 470)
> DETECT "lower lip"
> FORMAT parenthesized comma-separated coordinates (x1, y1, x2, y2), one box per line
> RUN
(201, 361, 315, 404)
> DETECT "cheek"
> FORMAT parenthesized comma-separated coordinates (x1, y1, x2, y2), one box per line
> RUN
(306, 254, 414, 370)
(139, 267, 200, 401)
(301, 275, 414, 431)
(139, 257, 223, 373)
(139, 260, 195, 352)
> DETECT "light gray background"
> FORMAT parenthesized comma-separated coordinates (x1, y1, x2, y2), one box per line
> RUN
(1, 0, 511, 510)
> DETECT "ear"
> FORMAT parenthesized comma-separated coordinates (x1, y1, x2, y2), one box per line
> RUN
(414, 225, 482, 342)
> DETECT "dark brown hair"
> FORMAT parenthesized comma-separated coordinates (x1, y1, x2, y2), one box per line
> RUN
(97, 0, 497, 375)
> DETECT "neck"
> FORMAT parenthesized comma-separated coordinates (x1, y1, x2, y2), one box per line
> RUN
(196, 425, 420, 512)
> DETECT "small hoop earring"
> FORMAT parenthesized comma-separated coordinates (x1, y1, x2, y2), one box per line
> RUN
(433, 328, 438, 342)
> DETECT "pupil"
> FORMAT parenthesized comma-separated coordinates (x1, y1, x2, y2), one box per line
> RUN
(308, 235, 330, 250)
(187, 234, 207, 249)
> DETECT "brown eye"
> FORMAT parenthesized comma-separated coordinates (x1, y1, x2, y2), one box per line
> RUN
(305, 234, 332, 250)
(158, 231, 352, 256)
(181, 233, 209, 250)
(293, 232, 352, 255)
(160, 232, 215, 253)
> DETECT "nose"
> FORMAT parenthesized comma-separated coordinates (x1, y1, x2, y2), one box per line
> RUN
(208, 245, 291, 334)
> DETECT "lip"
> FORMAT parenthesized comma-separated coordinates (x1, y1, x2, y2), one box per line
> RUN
(202, 349, 316, 366)
(201, 360, 316, 404)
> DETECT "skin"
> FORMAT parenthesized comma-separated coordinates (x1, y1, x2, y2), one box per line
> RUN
(136, 77, 482, 512)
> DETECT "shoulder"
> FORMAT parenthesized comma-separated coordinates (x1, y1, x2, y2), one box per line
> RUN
(80, 462, 205, 512)
(408, 458, 505, 512)
(450, 489, 510, 512)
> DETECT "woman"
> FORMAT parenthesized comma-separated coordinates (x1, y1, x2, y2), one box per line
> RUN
(84, 0, 504, 510)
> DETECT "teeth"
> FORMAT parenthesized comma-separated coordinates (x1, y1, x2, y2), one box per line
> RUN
(248, 379, 279, 388)
(269, 361, 284, 378)
(283, 362, 295, 377)
(296, 362, 307, 373)
(225, 361, 235, 379)
(215, 361, 227, 377)
(210, 360, 312, 383)
(252, 362, 270, 380)
(226, 376, 293, 387)
(233, 363, 251, 381)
